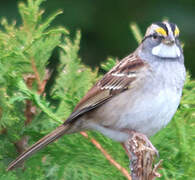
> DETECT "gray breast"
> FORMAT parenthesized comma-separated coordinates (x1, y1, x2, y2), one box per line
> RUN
(117, 58, 186, 136)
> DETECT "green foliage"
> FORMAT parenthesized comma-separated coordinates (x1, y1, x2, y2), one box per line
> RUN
(0, 0, 194, 180)
(51, 31, 98, 119)
(100, 57, 117, 72)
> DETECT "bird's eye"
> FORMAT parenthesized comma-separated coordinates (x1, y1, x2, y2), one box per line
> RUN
(152, 34, 158, 39)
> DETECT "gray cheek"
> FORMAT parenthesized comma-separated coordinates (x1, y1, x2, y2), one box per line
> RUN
(141, 38, 161, 54)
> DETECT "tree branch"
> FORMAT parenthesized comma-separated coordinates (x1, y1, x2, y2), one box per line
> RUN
(24, 74, 36, 125)
(38, 69, 52, 95)
(31, 58, 42, 92)
(31, 58, 52, 95)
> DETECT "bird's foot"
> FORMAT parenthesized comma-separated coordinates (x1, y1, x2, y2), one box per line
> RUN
(130, 131, 159, 157)
(133, 132, 159, 157)
(121, 129, 159, 158)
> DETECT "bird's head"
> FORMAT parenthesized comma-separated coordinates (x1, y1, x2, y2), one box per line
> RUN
(141, 21, 181, 59)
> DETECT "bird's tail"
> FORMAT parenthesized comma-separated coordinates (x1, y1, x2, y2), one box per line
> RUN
(7, 124, 70, 171)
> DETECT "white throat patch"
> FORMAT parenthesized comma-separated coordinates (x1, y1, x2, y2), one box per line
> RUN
(152, 43, 181, 58)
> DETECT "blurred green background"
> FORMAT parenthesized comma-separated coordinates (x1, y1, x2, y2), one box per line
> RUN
(0, 0, 194, 77)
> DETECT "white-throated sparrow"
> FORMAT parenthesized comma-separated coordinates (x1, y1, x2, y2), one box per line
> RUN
(7, 21, 186, 171)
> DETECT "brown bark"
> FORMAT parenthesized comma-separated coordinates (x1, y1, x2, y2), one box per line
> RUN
(24, 74, 36, 125)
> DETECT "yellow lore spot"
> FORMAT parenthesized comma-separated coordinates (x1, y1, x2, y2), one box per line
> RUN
(155, 27, 167, 36)
(174, 26, 180, 36)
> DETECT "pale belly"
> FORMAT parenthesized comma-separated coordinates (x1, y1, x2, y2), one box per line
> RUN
(116, 88, 182, 136)
(87, 86, 182, 141)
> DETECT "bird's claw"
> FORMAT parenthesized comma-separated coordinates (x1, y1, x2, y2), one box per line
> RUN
(132, 131, 159, 157)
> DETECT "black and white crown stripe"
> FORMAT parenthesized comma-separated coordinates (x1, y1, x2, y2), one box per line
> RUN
(154, 21, 177, 37)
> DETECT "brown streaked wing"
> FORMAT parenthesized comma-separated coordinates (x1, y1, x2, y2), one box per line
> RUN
(74, 54, 145, 111)
(64, 54, 147, 124)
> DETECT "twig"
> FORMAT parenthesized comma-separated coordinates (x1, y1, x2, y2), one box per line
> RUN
(24, 74, 36, 125)
(31, 58, 52, 95)
(15, 75, 36, 156)
(14, 136, 29, 155)
(38, 69, 52, 95)
(80, 131, 132, 180)
(15, 63, 51, 155)
(31, 58, 42, 92)
(15, 60, 52, 165)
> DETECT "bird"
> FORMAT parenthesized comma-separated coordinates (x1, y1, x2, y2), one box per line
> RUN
(7, 21, 186, 171)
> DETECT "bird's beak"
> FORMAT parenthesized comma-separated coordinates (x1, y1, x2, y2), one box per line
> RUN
(162, 34, 175, 45)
